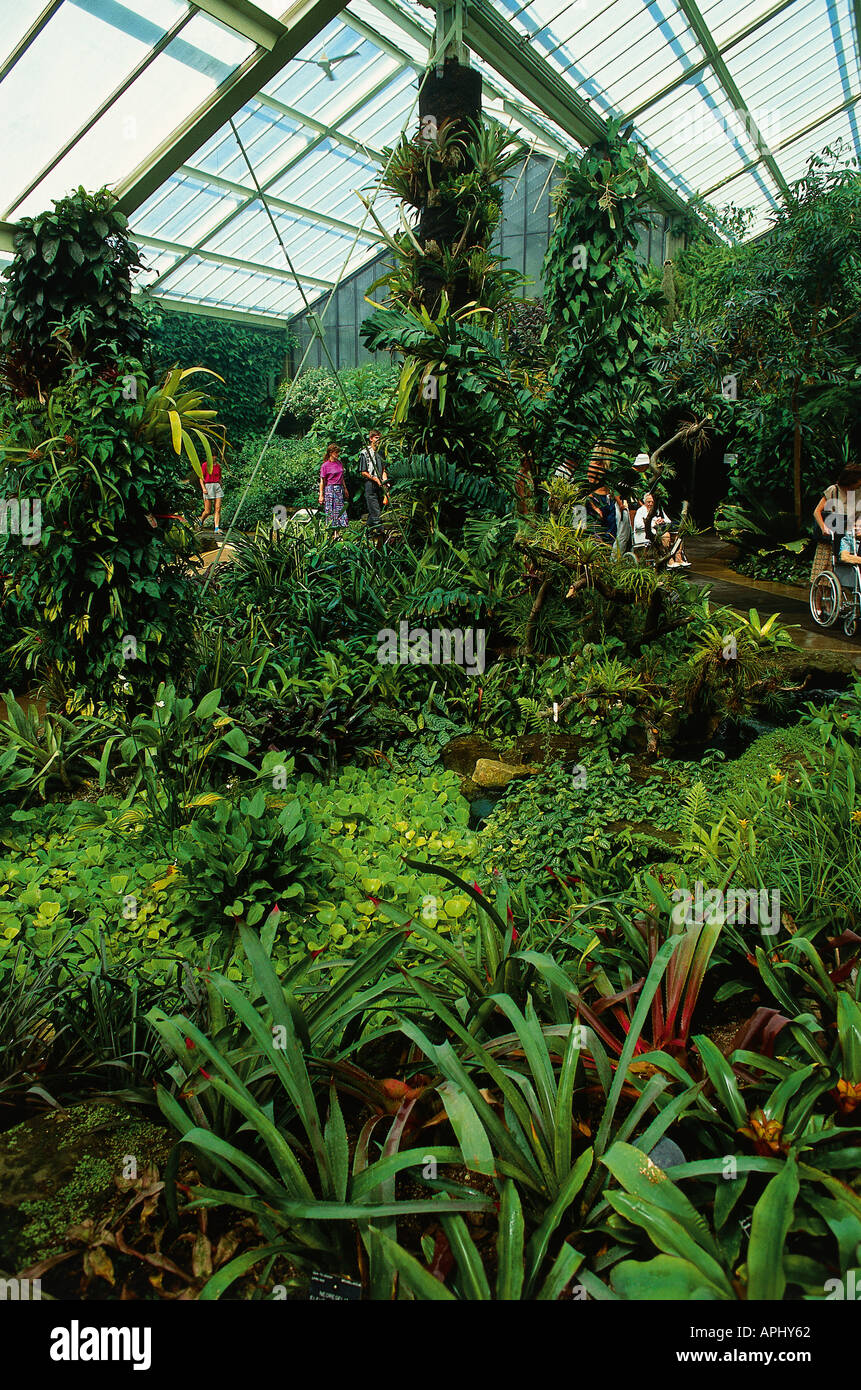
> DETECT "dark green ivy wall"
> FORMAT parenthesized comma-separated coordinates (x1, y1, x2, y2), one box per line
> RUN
(148, 308, 292, 443)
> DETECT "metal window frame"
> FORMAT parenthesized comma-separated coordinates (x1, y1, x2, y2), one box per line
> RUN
(136, 230, 335, 285)
(1, 0, 857, 325)
(143, 63, 402, 295)
(112, 0, 348, 216)
(0, 0, 67, 84)
(451, 0, 714, 229)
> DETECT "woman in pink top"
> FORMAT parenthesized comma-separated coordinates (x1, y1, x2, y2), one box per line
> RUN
(318, 442, 350, 535)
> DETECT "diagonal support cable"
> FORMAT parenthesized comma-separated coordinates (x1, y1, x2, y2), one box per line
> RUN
(194, 34, 450, 592)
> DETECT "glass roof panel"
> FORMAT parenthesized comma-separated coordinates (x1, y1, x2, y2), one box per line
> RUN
(1, 0, 191, 217)
(5, 6, 255, 220)
(775, 105, 861, 180)
(730, 0, 854, 142)
(1, 0, 856, 322)
(135, 172, 244, 245)
(1, 1, 59, 59)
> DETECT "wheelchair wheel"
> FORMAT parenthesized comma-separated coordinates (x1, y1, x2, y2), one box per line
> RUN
(844, 615, 858, 637)
(810, 572, 841, 627)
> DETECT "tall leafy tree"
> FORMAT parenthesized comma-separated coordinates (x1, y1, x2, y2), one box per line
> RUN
(668, 145, 861, 522)
(360, 119, 530, 512)
(540, 123, 664, 467)
(0, 188, 220, 708)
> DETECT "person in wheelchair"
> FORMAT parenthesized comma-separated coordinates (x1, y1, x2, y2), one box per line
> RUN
(811, 514, 861, 635)
(837, 518, 861, 585)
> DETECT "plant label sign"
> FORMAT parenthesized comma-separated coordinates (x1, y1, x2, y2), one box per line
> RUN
(308, 1272, 362, 1301)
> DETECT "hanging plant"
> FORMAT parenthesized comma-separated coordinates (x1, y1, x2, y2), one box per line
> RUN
(0, 186, 146, 398)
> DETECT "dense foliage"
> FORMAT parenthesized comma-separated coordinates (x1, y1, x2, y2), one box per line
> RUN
(667, 144, 861, 519)
(150, 307, 291, 441)
(360, 119, 531, 509)
(0, 187, 145, 397)
(541, 123, 664, 464)
(1, 142, 860, 1308)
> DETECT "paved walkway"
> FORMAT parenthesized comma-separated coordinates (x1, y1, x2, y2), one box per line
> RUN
(684, 535, 861, 666)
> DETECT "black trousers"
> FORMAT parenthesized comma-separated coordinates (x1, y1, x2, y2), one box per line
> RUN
(365, 479, 383, 528)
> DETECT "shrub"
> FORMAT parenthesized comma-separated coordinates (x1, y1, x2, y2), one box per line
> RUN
(149, 308, 290, 440)
(278, 363, 399, 461)
(0, 187, 145, 396)
(225, 435, 319, 529)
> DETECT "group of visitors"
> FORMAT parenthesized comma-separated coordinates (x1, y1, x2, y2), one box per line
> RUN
(196, 429, 389, 542)
(553, 451, 690, 565)
(315, 431, 388, 540)
(197, 434, 688, 561)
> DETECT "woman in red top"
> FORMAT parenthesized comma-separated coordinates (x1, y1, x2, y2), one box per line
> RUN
(199, 454, 224, 535)
(318, 443, 350, 536)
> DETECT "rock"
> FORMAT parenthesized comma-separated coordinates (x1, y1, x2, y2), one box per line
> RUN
(442, 735, 506, 779)
(471, 758, 535, 788)
(0, 1102, 173, 1270)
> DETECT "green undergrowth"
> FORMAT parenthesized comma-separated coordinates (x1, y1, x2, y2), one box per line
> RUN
(0, 765, 482, 987)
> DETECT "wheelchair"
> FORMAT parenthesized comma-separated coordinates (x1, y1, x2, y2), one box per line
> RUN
(809, 555, 861, 637)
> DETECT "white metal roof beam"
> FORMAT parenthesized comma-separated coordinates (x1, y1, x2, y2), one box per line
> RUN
(192, 0, 287, 50)
(147, 294, 291, 327)
(0, 0, 66, 84)
(177, 163, 377, 237)
(672, 0, 789, 197)
(251, 87, 384, 159)
(138, 231, 335, 286)
(702, 91, 861, 198)
(142, 65, 399, 294)
(115, 0, 347, 217)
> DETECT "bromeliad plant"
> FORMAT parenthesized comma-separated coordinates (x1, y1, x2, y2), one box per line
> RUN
(575, 879, 723, 1063)
(148, 923, 493, 1297)
(0, 692, 113, 801)
(604, 1141, 803, 1300)
(377, 1179, 588, 1301)
(384, 883, 706, 1218)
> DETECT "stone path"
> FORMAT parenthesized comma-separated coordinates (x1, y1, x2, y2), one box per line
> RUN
(683, 535, 861, 668)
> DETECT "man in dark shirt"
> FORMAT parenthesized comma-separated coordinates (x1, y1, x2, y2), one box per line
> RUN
(359, 430, 387, 540)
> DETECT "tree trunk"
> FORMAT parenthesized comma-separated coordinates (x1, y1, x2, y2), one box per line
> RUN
(418, 61, 481, 314)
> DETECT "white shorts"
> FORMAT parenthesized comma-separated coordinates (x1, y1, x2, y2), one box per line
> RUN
(204, 482, 223, 500)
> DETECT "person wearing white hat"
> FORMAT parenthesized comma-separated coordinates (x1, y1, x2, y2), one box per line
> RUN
(633, 452, 651, 471)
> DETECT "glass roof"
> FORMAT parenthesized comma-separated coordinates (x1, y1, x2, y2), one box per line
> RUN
(0, 0, 858, 318)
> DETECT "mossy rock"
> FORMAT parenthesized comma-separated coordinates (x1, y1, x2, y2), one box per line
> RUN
(442, 735, 507, 779)
(0, 1102, 173, 1270)
(723, 722, 816, 792)
(472, 758, 537, 789)
(444, 733, 568, 800)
